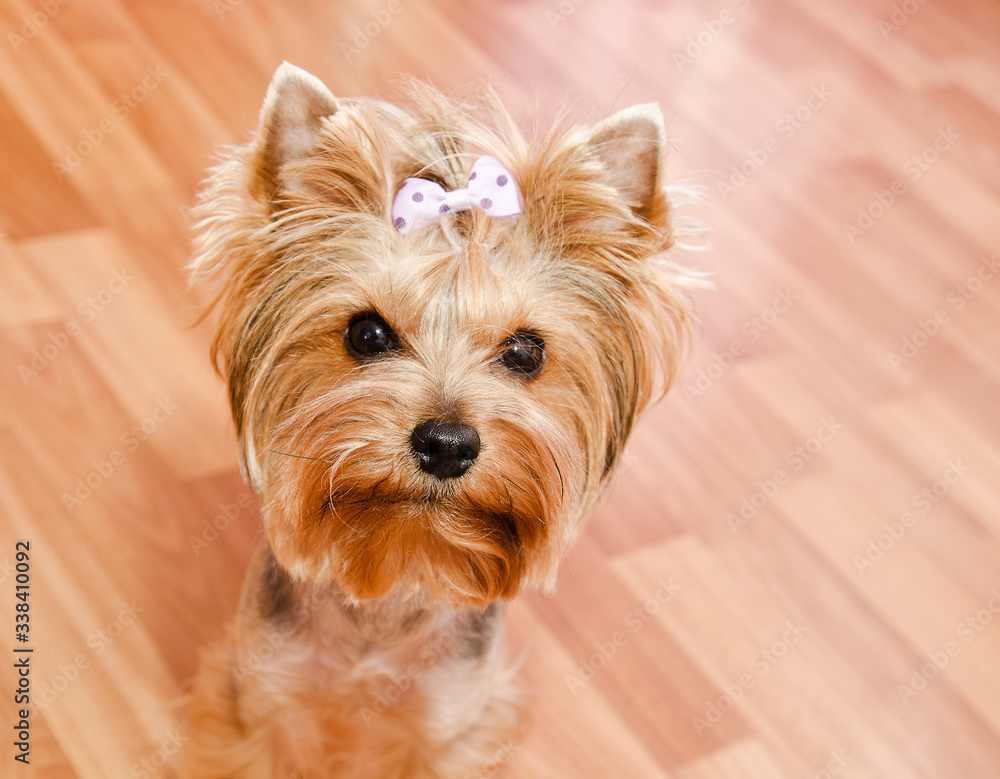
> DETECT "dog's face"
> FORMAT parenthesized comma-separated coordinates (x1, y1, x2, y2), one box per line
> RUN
(192, 64, 694, 607)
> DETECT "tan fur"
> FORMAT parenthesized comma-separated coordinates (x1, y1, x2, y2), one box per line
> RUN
(181, 63, 699, 778)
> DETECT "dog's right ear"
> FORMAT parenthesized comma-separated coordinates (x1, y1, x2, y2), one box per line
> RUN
(584, 104, 667, 226)
(253, 62, 339, 207)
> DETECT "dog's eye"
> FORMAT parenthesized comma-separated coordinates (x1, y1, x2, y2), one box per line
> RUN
(345, 313, 399, 358)
(500, 331, 545, 377)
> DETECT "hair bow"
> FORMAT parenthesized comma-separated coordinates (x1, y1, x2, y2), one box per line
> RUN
(391, 155, 520, 234)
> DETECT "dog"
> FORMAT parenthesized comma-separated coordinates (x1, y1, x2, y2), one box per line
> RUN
(180, 62, 697, 778)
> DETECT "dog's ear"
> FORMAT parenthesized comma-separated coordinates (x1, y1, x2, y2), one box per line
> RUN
(585, 104, 666, 222)
(253, 62, 339, 206)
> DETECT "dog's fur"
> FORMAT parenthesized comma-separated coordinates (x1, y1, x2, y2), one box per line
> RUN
(181, 63, 697, 778)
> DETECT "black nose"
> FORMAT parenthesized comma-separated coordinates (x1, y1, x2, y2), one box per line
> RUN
(410, 419, 481, 480)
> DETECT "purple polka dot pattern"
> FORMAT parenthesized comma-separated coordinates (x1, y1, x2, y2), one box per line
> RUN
(391, 156, 518, 234)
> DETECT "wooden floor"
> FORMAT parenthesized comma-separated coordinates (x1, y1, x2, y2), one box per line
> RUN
(2, 0, 1000, 776)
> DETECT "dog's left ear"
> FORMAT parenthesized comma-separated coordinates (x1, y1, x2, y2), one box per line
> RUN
(253, 62, 339, 206)
(585, 104, 666, 222)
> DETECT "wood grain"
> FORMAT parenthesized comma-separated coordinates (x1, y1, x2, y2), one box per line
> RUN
(1, 0, 999, 776)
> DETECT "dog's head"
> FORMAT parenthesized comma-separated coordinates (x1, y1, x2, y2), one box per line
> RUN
(191, 63, 695, 607)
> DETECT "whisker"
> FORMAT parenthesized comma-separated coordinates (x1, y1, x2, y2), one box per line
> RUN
(548, 449, 565, 500)
(527, 467, 562, 491)
(270, 432, 342, 440)
(268, 448, 336, 465)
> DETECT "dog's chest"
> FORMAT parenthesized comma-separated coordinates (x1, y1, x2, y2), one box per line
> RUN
(239, 595, 505, 772)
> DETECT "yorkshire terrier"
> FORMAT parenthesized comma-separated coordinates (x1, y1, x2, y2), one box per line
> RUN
(181, 62, 697, 778)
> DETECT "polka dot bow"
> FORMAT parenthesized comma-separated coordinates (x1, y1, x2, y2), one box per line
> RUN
(391, 155, 521, 234)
